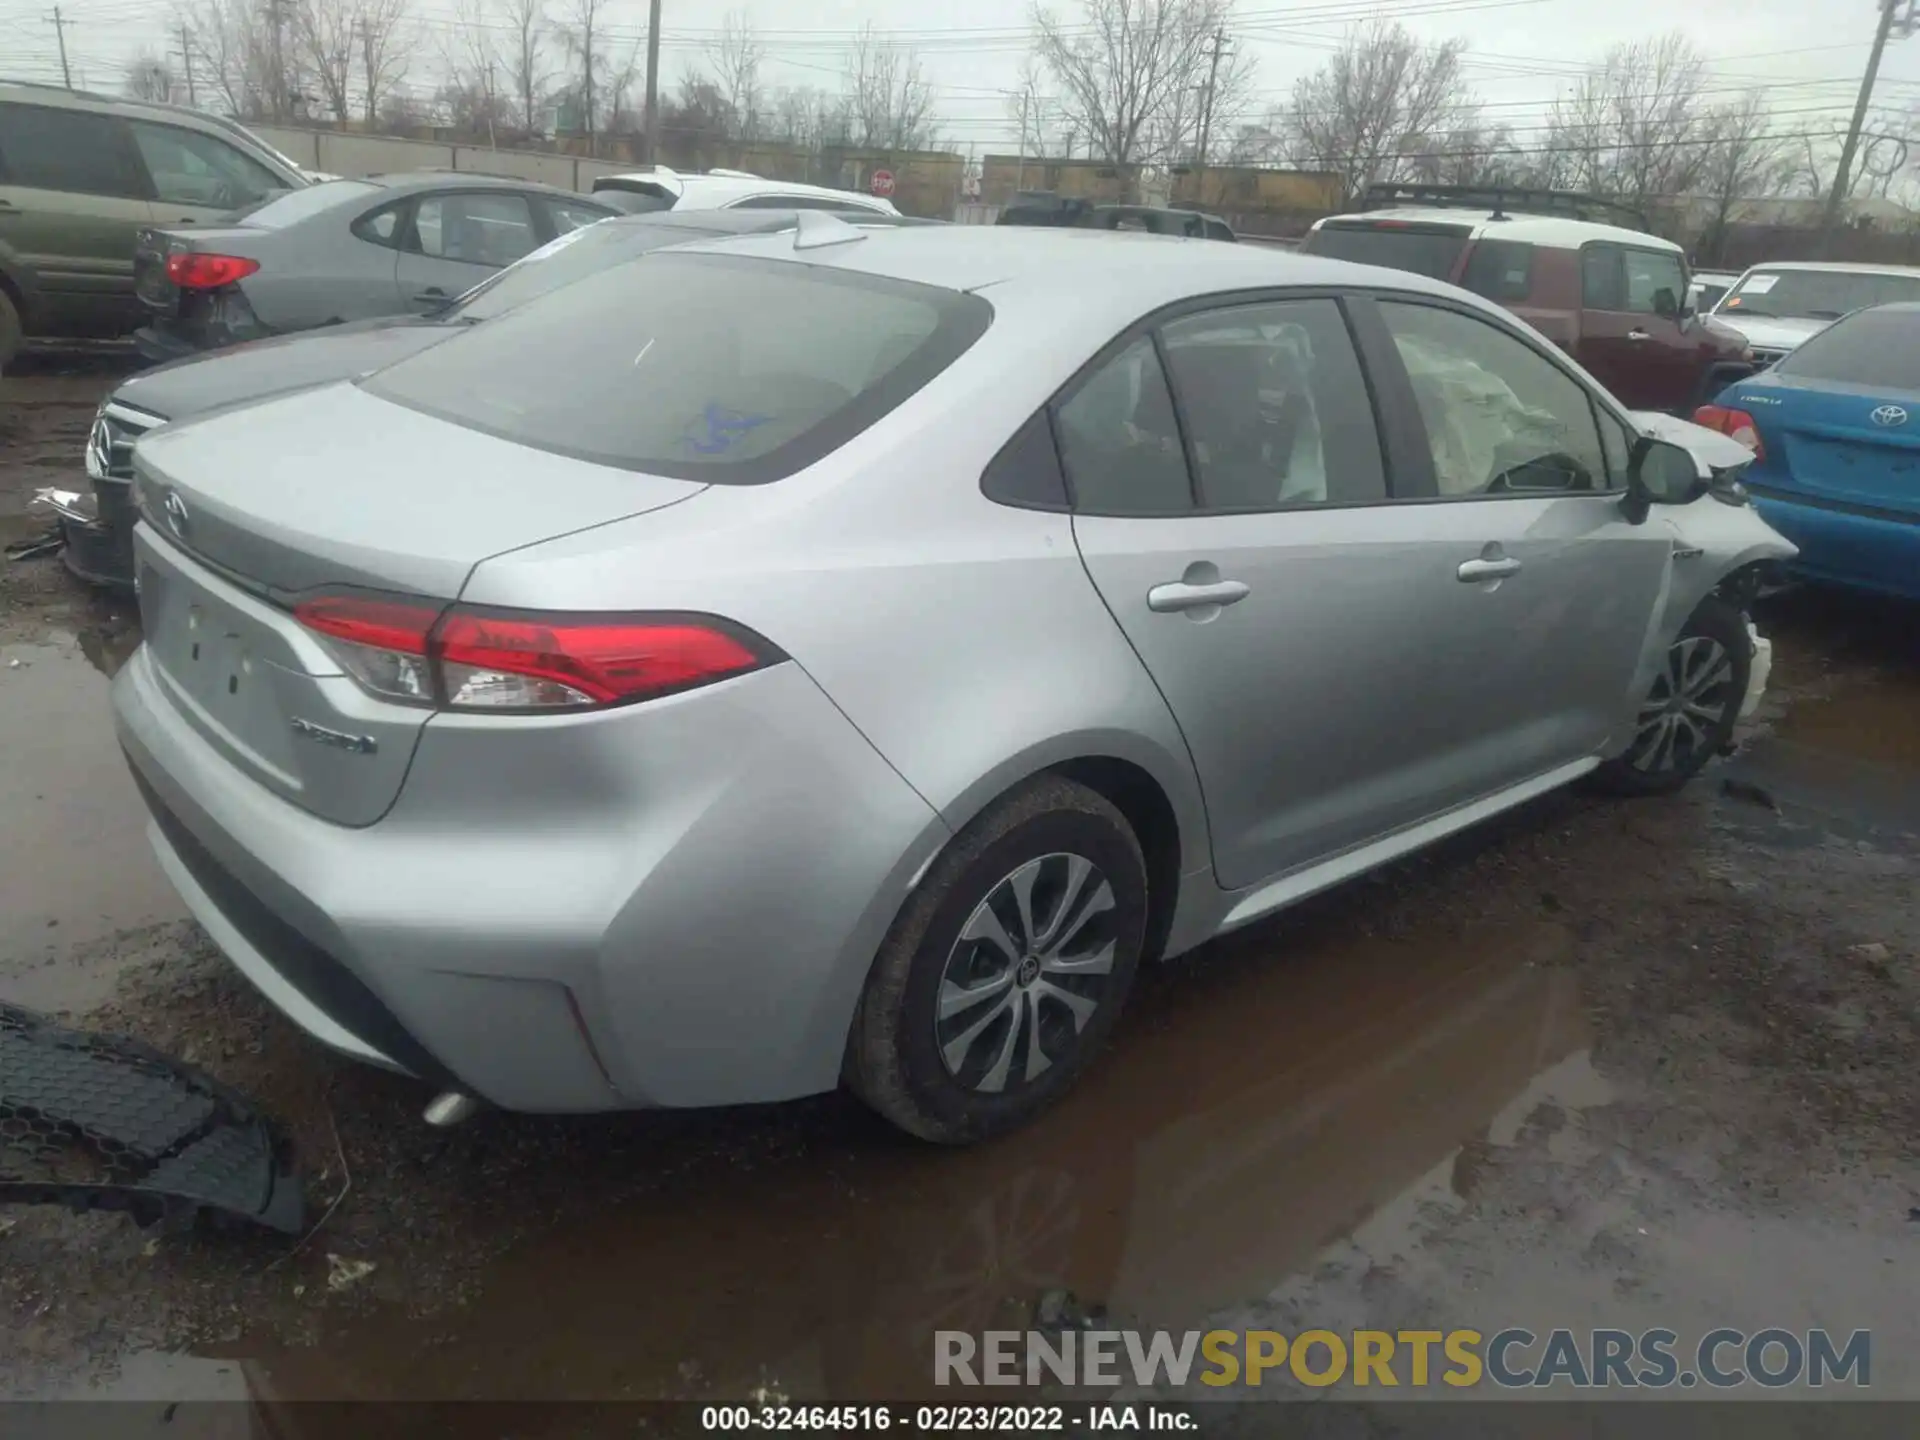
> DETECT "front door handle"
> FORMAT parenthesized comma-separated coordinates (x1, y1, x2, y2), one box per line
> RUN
(1147, 579, 1250, 612)
(413, 287, 449, 307)
(1458, 557, 1522, 582)
(1627, 329, 1651, 341)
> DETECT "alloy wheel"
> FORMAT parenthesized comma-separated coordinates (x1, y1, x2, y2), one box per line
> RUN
(934, 853, 1118, 1094)
(1629, 634, 1737, 773)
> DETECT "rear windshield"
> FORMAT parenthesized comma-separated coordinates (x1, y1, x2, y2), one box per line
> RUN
(1719, 267, 1920, 321)
(1773, 307, 1920, 389)
(1304, 222, 1471, 279)
(448, 220, 699, 320)
(365, 251, 992, 482)
(236, 178, 378, 227)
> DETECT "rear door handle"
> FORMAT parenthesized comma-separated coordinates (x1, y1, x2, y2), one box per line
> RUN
(1627, 329, 1651, 341)
(1147, 579, 1250, 613)
(1458, 557, 1522, 582)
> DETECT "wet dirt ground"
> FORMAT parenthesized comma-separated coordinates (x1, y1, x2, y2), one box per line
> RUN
(0, 362, 1916, 1417)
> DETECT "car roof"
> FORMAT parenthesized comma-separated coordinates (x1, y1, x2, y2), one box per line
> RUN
(1733, 260, 1920, 277)
(1316, 206, 1680, 253)
(676, 223, 1473, 314)
(359, 170, 585, 197)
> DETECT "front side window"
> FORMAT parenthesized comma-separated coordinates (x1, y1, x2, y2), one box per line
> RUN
(1159, 298, 1385, 510)
(1623, 249, 1687, 316)
(1053, 337, 1192, 516)
(1379, 301, 1608, 498)
(128, 122, 286, 209)
(0, 103, 144, 198)
(412, 192, 539, 268)
(365, 251, 991, 483)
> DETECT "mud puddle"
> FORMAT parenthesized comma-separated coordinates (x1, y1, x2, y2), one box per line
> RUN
(0, 627, 178, 1012)
(150, 920, 1587, 1403)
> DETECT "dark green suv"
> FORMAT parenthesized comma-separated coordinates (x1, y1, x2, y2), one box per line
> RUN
(0, 80, 308, 366)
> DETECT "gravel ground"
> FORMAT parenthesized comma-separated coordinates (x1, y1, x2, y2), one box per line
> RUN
(0, 361, 1915, 1414)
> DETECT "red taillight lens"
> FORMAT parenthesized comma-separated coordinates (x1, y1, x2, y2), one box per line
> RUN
(165, 252, 261, 289)
(294, 595, 778, 711)
(1691, 404, 1766, 462)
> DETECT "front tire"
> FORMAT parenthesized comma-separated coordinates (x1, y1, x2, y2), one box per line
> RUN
(847, 776, 1147, 1144)
(1592, 595, 1751, 797)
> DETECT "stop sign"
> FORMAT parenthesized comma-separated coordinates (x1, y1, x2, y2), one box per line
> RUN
(870, 169, 896, 198)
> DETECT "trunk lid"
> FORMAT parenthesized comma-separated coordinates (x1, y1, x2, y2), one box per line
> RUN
(130, 384, 708, 826)
(1737, 376, 1920, 519)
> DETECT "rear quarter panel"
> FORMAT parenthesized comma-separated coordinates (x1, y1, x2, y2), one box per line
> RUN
(242, 219, 405, 329)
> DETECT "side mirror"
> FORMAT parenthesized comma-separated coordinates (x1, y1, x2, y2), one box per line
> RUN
(1622, 437, 1710, 524)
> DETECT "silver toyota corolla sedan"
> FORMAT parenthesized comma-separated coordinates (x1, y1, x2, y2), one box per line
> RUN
(113, 220, 1794, 1143)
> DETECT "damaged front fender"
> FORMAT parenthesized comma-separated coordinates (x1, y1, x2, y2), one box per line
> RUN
(0, 1003, 305, 1234)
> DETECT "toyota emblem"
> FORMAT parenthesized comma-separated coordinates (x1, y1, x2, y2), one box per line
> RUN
(163, 489, 190, 537)
(1870, 404, 1909, 428)
(86, 416, 113, 480)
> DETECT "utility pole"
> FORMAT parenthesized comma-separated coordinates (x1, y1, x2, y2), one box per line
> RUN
(1195, 27, 1230, 169)
(484, 61, 498, 149)
(640, 0, 663, 165)
(1823, 0, 1915, 245)
(47, 6, 74, 88)
(179, 22, 197, 106)
(1014, 88, 1031, 193)
(264, 0, 289, 122)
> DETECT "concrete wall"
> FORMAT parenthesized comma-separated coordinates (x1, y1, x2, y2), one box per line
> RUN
(252, 126, 634, 192)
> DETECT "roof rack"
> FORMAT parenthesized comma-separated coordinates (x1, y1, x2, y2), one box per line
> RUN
(1356, 182, 1650, 232)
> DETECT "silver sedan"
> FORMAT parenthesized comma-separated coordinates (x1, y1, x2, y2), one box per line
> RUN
(113, 221, 1793, 1142)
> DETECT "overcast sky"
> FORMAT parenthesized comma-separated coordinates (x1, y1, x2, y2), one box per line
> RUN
(7, 0, 1919, 153)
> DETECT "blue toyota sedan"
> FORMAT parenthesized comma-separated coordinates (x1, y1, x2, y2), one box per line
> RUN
(1695, 302, 1920, 601)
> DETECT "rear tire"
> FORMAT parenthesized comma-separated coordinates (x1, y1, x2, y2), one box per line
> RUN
(0, 287, 22, 372)
(847, 776, 1147, 1144)
(1591, 595, 1750, 797)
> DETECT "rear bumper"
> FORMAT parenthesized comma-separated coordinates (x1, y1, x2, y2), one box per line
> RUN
(1748, 485, 1920, 601)
(132, 322, 224, 364)
(113, 642, 948, 1113)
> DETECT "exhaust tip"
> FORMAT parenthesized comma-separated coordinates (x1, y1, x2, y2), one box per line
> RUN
(422, 1091, 479, 1128)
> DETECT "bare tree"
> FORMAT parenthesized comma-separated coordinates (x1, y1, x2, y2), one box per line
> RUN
(125, 51, 181, 104)
(844, 22, 935, 150)
(295, 0, 356, 123)
(356, 0, 412, 128)
(179, 0, 279, 118)
(1405, 116, 1522, 188)
(495, 0, 548, 138)
(557, 0, 606, 152)
(1545, 32, 1714, 207)
(1692, 91, 1792, 262)
(1285, 19, 1472, 202)
(1033, 0, 1231, 166)
(706, 9, 764, 140)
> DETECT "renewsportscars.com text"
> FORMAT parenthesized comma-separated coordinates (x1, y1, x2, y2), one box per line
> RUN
(934, 1327, 1871, 1391)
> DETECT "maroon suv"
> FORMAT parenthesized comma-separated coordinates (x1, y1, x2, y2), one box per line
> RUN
(1302, 185, 1755, 414)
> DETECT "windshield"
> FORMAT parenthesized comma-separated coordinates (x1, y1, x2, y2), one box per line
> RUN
(1717, 267, 1920, 320)
(234, 179, 378, 227)
(1303, 222, 1471, 280)
(366, 251, 992, 483)
(1772, 306, 1920, 390)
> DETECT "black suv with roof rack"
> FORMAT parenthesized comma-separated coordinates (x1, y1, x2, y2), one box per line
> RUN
(996, 190, 1236, 242)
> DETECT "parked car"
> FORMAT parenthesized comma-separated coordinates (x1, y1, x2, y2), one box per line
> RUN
(1300, 183, 1756, 414)
(112, 227, 1790, 1143)
(1696, 302, 1920, 601)
(996, 190, 1236, 241)
(48, 208, 930, 589)
(0, 79, 307, 366)
(129, 171, 623, 361)
(589, 165, 901, 217)
(1689, 269, 1741, 313)
(1709, 260, 1920, 368)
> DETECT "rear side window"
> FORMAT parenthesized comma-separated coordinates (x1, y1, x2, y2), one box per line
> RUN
(1461, 240, 1535, 302)
(364, 252, 992, 483)
(0, 103, 145, 198)
(1774, 308, 1920, 388)
(1305, 223, 1471, 279)
(244, 179, 379, 227)
(1052, 337, 1192, 516)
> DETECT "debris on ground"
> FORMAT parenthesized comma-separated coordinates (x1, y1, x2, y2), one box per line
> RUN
(3, 525, 63, 562)
(326, 1253, 376, 1292)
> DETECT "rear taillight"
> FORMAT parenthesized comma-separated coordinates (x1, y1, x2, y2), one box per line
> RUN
(165, 252, 261, 289)
(1691, 404, 1766, 462)
(293, 594, 780, 712)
